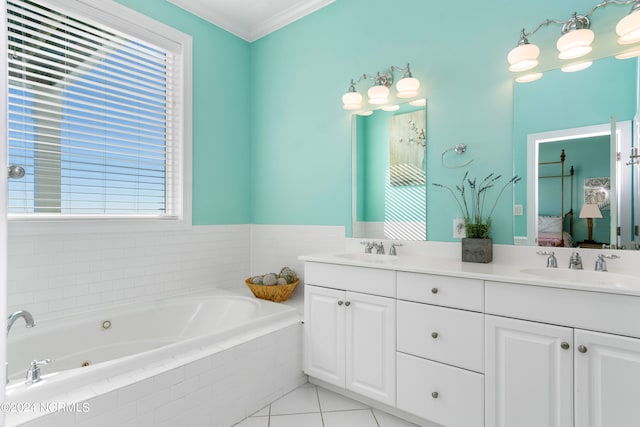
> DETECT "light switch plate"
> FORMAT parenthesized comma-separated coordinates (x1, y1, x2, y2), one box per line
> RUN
(513, 204, 523, 216)
(453, 218, 466, 238)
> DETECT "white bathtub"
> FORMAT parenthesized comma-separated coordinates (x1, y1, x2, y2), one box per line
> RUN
(5, 289, 302, 426)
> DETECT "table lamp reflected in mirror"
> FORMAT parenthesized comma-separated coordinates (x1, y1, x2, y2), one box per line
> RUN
(579, 203, 603, 243)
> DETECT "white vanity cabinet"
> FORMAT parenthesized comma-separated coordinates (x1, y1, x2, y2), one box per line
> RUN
(396, 272, 484, 427)
(486, 281, 640, 427)
(303, 262, 396, 406)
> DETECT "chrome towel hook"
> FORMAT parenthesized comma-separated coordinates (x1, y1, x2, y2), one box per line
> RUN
(441, 144, 473, 169)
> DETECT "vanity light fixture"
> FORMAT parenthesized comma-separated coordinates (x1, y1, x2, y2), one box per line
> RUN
(381, 105, 400, 111)
(409, 98, 426, 107)
(342, 63, 420, 109)
(616, 46, 640, 58)
(515, 72, 543, 83)
(357, 110, 373, 116)
(561, 61, 593, 72)
(509, 0, 640, 81)
(617, 1, 640, 44)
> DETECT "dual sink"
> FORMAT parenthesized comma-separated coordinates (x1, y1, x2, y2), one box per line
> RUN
(330, 252, 640, 291)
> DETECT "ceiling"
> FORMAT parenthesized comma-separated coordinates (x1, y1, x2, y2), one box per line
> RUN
(167, 0, 335, 42)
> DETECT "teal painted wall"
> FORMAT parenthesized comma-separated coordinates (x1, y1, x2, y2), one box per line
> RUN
(116, 0, 636, 244)
(513, 56, 637, 237)
(116, 0, 252, 225)
(249, 0, 628, 244)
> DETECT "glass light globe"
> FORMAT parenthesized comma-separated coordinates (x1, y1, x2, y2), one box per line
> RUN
(409, 98, 426, 107)
(395, 77, 420, 98)
(368, 85, 389, 105)
(617, 10, 640, 44)
(561, 61, 592, 73)
(616, 47, 640, 59)
(556, 29, 594, 59)
(381, 105, 400, 111)
(507, 43, 540, 72)
(342, 91, 362, 110)
(515, 72, 543, 83)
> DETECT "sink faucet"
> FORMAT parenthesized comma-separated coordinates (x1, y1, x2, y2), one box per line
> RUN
(537, 251, 557, 268)
(373, 241, 385, 254)
(568, 252, 583, 270)
(360, 241, 374, 254)
(7, 310, 35, 334)
(595, 254, 620, 272)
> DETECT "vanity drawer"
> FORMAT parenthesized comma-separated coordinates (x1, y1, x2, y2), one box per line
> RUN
(486, 281, 640, 339)
(397, 301, 483, 372)
(304, 262, 396, 297)
(397, 271, 484, 311)
(397, 352, 484, 427)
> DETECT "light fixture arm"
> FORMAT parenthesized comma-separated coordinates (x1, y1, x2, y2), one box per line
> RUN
(520, 0, 639, 39)
(346, 63, 414, 91)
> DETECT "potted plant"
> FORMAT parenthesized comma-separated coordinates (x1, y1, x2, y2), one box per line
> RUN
(433, 172, 521, 263)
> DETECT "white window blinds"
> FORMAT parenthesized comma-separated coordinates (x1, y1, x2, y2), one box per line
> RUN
(7, 0, 181, 218)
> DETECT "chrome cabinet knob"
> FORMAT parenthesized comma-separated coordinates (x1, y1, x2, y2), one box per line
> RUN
(345, 301, 351, 306)
(432, 392, 439, 399)
(560, 342, 570, 350)
(578, 345, 588, 353)
(431, 332, 439, 339)
(337, 300, 343, 306)
(431, 288, 438, 294)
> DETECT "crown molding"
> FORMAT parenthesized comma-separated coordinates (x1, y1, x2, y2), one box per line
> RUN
(168, 0, 335, 42)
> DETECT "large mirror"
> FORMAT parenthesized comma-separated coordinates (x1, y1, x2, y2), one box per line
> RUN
(513, 55, 639, 249)
(351, 101, 427, 240)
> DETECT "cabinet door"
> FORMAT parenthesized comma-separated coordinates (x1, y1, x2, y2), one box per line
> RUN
(485, 315, 573, 427)
(304, 285, 345, 387)
(575, 329, 640, 427)
(345, 291, 396, 406)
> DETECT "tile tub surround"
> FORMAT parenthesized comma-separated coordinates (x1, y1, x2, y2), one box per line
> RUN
(234, 383, 420, 427)
(7, 224, 345, 321)
(9, 322, 305, 427)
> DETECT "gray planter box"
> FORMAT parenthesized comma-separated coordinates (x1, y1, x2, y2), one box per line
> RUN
(461, 238, 493, 263)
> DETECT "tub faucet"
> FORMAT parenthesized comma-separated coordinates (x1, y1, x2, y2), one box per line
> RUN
(7, 310, 35, 334)
(568, 252, 583, 270)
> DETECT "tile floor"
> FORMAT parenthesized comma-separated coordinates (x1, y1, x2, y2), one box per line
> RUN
(234, 383, 419, 427)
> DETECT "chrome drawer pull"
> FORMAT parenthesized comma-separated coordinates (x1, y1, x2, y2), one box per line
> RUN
(431, 332, 439, 339)
(560, 342, 570, 350)
(431, 288, 438, 294)
(578, 345, 588, 353)
(432, 391, 439, 399)
(337, 300, 343, 306)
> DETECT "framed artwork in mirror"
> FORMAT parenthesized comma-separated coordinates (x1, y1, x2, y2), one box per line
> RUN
(584, 177, 610, 210)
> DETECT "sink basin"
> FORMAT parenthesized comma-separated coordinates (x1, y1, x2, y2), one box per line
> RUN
(520, 268, 640, 289)
(333, 253, 397, 264)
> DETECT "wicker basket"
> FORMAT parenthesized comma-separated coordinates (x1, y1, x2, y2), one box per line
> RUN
(245, 278, 299, 302)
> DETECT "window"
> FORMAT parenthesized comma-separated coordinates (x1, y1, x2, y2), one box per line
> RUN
(6, 0, 191, 226)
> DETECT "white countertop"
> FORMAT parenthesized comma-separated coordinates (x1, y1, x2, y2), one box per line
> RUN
(299, 251, 640, 298)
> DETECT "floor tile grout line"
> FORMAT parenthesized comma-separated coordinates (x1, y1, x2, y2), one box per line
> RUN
(370, 407, 381, 427)
(315, 385, 326, 427)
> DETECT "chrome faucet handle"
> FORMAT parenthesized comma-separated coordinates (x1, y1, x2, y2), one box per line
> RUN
(360, 241, 374, 254)
(536, 251, 558, 268)
(595, 253, 620, 272)
(25, 359, 53, 384)
(390, 243, 403, 256)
